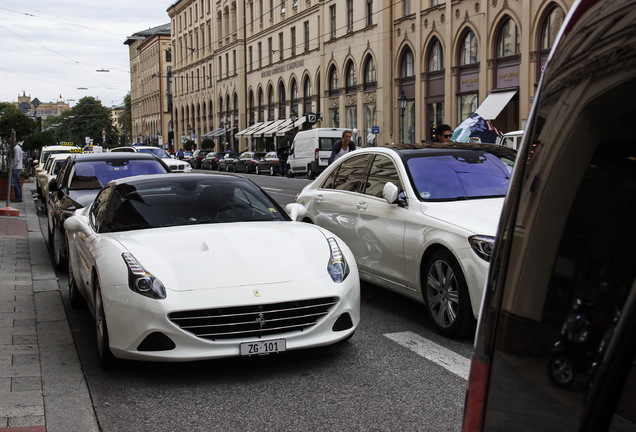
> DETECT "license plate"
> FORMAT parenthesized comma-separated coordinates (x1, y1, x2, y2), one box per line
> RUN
(240, 339, 286, 356)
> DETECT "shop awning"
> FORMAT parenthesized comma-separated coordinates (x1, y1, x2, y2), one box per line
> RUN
(293, 116, 306, 129)
(203, 128, 224, 138)
(474, 90, 517, 120)
(243, 121, 273, 137)
(255, 119, 286, 138)
(275, 119, 295, 136)
(236, 123, 261, 137)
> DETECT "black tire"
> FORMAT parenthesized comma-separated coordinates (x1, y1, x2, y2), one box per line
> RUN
(95, 278, 116, 368)
(286, 167, 294, 178)
(269, 165, 275, 176)
(52, 224, 67, 271)
(225, 164, 230, 172)
(547, 354, 575, 388)
(307, 167, 316, 180)
(255, 165, 261, 175)
(68, 260, 85, 309)
(422, 250, 475, 338)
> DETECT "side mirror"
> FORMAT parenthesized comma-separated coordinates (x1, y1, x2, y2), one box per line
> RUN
(64, 215, 92, 237)
(383, 182, 399, 204)
(285, 203, 307, 221)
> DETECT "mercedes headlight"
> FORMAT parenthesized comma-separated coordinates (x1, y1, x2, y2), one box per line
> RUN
(469, 235, 495, 262)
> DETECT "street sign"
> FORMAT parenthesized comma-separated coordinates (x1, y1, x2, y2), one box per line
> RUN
(307, 113, 317, 125)
(372, 126, 380, 134)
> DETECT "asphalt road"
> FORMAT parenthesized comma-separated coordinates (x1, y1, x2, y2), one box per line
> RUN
(39, 172, 474, 432)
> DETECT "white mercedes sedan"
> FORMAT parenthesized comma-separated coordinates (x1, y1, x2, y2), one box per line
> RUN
(288, 144, 516, 338)
(65, 173, 359, 367)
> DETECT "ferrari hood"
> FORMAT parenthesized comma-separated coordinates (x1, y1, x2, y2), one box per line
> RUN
(109, 222, 336, 292)
(419, 197, 504, 236)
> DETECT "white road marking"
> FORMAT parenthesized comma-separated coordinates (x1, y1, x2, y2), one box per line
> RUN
(384, 331, 470, 380)
(262, 187, 284, 192)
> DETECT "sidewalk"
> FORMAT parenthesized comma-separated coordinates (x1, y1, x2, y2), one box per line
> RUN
(0, 180, 99, 432)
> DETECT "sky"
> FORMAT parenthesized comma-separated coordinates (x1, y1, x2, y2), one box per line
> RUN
(0, 0, 174, 108)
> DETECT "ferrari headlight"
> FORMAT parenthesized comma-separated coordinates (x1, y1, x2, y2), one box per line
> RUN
(122, 253, 166, 299)
(469, 235, 495, 262)
(327, 238, 350, 283)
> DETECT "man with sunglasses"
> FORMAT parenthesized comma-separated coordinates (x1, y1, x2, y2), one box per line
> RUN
(434, 124, 453, 143)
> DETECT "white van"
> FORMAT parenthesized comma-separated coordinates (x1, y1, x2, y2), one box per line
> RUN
(500, 130, 524, 150)
(287, 128, 348, 179)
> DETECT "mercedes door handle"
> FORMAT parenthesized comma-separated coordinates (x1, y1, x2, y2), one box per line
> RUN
(356, 202, 368, 210)
(314, 194, 324, 202)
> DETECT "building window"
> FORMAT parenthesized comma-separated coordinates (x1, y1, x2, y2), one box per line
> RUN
(366, 0, 373, 26)
(401, 47, 414, 78)
(291, 27, 296, 56)
(165, 49, 172, 62)
(303, 77, 312, 114)
(225, 52, 229, 77)
(540, 6, 565, 51)
(458, 94, 477, 126)
(250, 2, 254, 28)
(270, 0, 274, 20)
(328, 65, 339, 97)
(497, 17, 520, 58)
(279, 83, 286, 118)
(304, 21, 309, 52)
(346, 106, 357, 131)
(330, 108, 339, 127)
(279, 32, 284, 62)
(404, 0, 411, 16)
(259, 0, 263, 26)
(291, 79, 298, 116)
(268, 37, 273, 64)
(258, 42, 262, 68)
(345, 61, 356, 94)
(248, 90, 255, 124)
(267, 86, 274, 120)
(347, 0, 354, 33)
(364, 104, 376, 146)
(233, 50, 236, 75)
(330, 5, 336, 39)
(363, 55, 376, 90)
(428, 39, 443, 72)
(258, 89, 264, 121)
(459, 30, 478, 66)
(249, 46, 253, 72)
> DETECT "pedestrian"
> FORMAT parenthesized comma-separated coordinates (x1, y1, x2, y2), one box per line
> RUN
(10, 139, 23, 202)
(328, 129, 355, 165)
(277, 145, 289, 176)
(177, 148, 185, 160)
(433, 124, 453, 143)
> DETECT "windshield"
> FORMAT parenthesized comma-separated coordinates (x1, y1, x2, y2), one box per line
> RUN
(69, 160, 167, 190)
(137, 148, 169, 158)
(105, 177, 287, 232)
(406, 151, 514, 201)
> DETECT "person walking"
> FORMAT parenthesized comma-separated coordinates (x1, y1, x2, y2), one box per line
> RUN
(328, 129, 355, 165)
(10, 139, 23, 202)
(277, 145, 289, 176)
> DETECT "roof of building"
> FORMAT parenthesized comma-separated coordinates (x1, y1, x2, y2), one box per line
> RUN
(124, 23, 170, 45)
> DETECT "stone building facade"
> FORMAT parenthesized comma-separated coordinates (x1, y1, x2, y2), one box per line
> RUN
(125, 24, 173, 149)
(163, 0, 573, 153)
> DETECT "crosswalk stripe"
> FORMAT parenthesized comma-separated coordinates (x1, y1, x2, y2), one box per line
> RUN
(384, 331, 470, 380)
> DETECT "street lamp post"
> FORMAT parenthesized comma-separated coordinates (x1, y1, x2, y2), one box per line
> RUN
(398, 91, 407, 145)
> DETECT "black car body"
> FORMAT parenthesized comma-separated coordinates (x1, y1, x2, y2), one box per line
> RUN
(463, 1, 636, 430)
(234, 151, 266, 173)
(255, 151, 280, 175)
(190, 150, 212, 169)
(46, 153, 170, 270)
(201, 152, 226, 170)
(218, 154, 237, 172)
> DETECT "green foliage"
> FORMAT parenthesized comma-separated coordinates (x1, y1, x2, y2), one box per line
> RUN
(200, 138, 214, 149)
(22, 131, 57, 151)
(53, 97, 117, 147)
(183, 139, 195, 151)
(0, 104, 37, 141)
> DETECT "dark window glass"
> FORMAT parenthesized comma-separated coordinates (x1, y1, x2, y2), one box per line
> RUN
(363, 155, 402, 198)
(332, 154, 373, 192)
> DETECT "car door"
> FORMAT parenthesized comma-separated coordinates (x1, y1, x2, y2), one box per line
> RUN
(355, 154, 408, 290)
(309, 153, 373, 259)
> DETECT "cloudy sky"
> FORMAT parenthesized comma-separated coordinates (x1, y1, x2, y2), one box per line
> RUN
(0, 0, 174, 108)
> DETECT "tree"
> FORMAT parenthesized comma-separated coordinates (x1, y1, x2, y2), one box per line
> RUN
(22, 131, 57, 152)
(117, 94, 132, 146)
(200, 138, 214, 149)
(55, 97, 117, 147)
(0, 103, 37, 141)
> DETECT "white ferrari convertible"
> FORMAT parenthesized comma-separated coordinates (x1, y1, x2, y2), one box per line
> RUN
(65, 173, 359, 367)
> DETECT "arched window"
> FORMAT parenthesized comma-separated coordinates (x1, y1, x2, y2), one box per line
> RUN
(345, 60, 356, 93)
(248, 90, 255, 124)
(278, 82, 286, 118)
(540, 5, 565, 51)
(401, 47, 414, 77)
(218, 96, 224, 125)
(303, 77, 312, 115)
(258, 88, 264, 122)
(267, 85, 274, 120)
(459, 30, 478, 66)
(428, 39, 444, 72)
(363, 55, 377, 90)
(328, 65, 339, 97)
(290, 79, 299, 117)
(233, 92, 238, 125)
(497, 17, 519, 58)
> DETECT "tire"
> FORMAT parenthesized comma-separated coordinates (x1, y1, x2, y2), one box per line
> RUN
(94, 278, 116, 368)
(422, 250, 474, 338)
(307, 168, 316, 180)
(255, 165, 260, 175)
(225, 164, 230, 172)
(547, 354, 575, 388)
(286, 166, 294, 178)
(52, 224, 67, 271)
(68, 260, 85, 309)
(269, 165, 275, 176)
